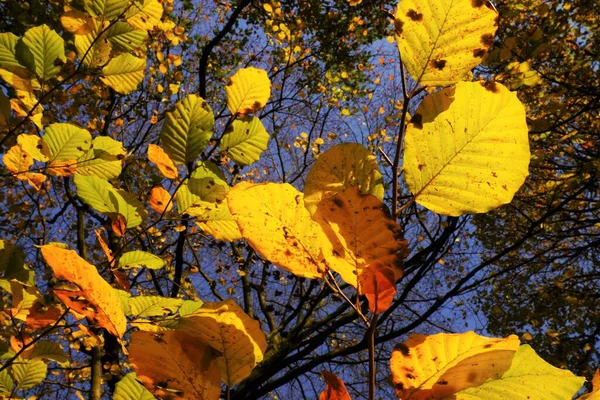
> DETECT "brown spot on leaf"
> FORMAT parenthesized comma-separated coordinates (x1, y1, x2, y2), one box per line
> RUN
(473, 48, 486, 58)
(395, 382, 404, 390)
(252, 101, 263, 112)
(406, 373, 416, 380)
(430, 59, 447, 70)
(481, 33, 494, 47)
(332, 197, 344, 208)
(394, 18, 404, 35)
(480, 80, 499, 93)
(467, 371, 478, 383)
(394, 342, 410, 356)
(226, 80, 233, 86)
(471, 0, 485, 7)
(492, 172, 497, 177)
(502, 184, 508, 190)
(411, 113, 423, 129)
(436, 380, 449, 385)
(418, 163, 425, 171)
(483, 344, 493, 348)
(406, 9, 423, 21)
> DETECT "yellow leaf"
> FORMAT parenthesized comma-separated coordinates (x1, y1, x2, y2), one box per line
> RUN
(304, 143, 384, 215)
(3, 144, 33, 175)
(390, 331, 520, 399)
(178, 299, 268, 385)
(76, 136, 126, 180)
(313, 186, 407, 288)
(195, 200, 242, 242)
(126, 0, 164, 30)
(403, 81, 529, 216)
(40, 245, 127, 338)
(74, 24, 112, 68)
(227, 182, 331, 279)
(129, 330, 220, 400)
(9, 89, 43, 129)
(0, 68, 40, 92)
(225, 67, 271, 116)
(147, 143, 178, 179)
(61, 10, 96, 35)
(17, 134, 49, 162)
(42, 122, 92, 163)
(219, 116, 269, 166)
(148, 186, 172, 214)
(100, 53, 146, 94)
(394, 0, 498, 86)
(46, 160, 78, 176)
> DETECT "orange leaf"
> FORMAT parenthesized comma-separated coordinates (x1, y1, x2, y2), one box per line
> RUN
(148, 185, 173, 214)
(110, 214, 127, 237)
(320, 370, 352, 400)
(148, 143, 178, 179)
(94, 228, 114, 267)
(112, 270, 130, 292)
(46, 159, 78, 176)
(130, 330, 220, 399)
(3, 144, 33, 174)
(40, 245, 127, 338)
(358, 264, 397, 314)
(25, 301, 63, 329)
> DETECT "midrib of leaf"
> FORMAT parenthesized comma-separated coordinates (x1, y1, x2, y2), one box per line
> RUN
(415, 0, 454, 84)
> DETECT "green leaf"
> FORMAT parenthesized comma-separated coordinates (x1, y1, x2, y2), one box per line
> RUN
(394, 0, 498, 86)
(16, 25, 66, 82)
(188, 161, 229, 202)
(77, 136, 126, 179)
(0, 369, 14, 395)
(179, 300, 204, 317)
(0, 32, 24, 71)
(403, 81, 530, 216)
(455, 345, 586, 399)
(219, 116, 269, 166)
(42, 123, 92, 162)
(113, 373, 156, 400)
(0, 240, 34, 286)
(126, 0, 163, 30)
(160, 94, 214, 164)
(100, 54, 146, 94)
(27, 341, 68, 365)
(11, 357, 47, 390)
(119, 251, 166, 270)
(84, 0, 128, 20)
(106, 22, 147, 52)
(304, 143, 384, 215)
(195, 200, 242, 242)
(129, 296, 182, 318)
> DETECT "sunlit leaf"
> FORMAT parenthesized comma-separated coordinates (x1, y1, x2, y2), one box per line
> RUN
(100, 53, 146, 94)
(42, 122, 92, 163)
(113, 373, 156, 400)
(74, 24, 112, 68)
(17, 134, 50, 162)
(225, 67, 271, 116)
(219, 116, 269, 166)
(16, 25, 66, 82)
(61, 9, 96, 35)
(129, 330, 220, 399)
(390, 331, 520, 399)
(126, 0, 163, 30)
(9, 282, 40, 320)
(11, 357, 47, 390)
(160, 94, 214, 164)
(3, 143, 33, 175)
(46, 159, 78, 176)
(9, 89, 43, 128)
(148, 186, 173, 214)
(403, 81, 529, 216)
(320, 370, 351, 400)
(76, 136, 126, 179)
(24, 341, 68, 364)
(227, 182, 331, 279)
(83, 0, 128, 20)
(40, 245, 127, 338)
(304, 143, 384, 215)
(358, 264, 397, 314)
(147, 144, 178, 179)
(188, 161, 228, 202)
(119, 251, 166, 270)
(106, 22, 148, 52)
(0, 32, 24, 71)
(313, 186, 407, 288)
(394, 0, 498, 86)
(195, 200, 242, 242)
(0, 369, 13, 394)
(128, 296, 183, 318)
(454, 345, 586, 400)
(178, 299, 268, 385)
(25, 301, 63, 329)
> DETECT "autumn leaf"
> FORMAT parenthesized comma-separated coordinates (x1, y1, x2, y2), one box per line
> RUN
(320, 370, 352, 400)
(358, 265, 397, 314)
(219, 116, 269, 166)
(177, 299, 268, 385)
(113, 373, 155, 400)
(40, 245, 127, 338)
(76, 136, 126, 180)
(16, 24, 66, 82)
(100, 54, 146, 94)
(390, 331, 520, 399)
(227, 182, 331, 279)
(60, 9, 96, 35)
(147, 143, 178, 179)
(126, 0, 163, 30)
(194, 200, 242, 242)
(24, 301, 63, 329)
(129, 330, 220, 399)
(403, 81, 529, 216)
(148, 186, 173, 214)
(42, 123, 92, 163)
(74, 24, 112, 68)
(225, 67, 271, 116)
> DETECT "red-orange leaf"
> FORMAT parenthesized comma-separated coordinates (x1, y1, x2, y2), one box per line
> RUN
(25, 301, 63, 329)
(320, 370, 351, 400)
(358, 264, 397, 314)
(148, 143, 178, 179)
(148, 185, 173, 214)
(40, 245, 126, 338)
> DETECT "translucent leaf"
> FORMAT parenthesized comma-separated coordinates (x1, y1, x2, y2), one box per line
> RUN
(40, 245, 127, 338)
(225, 67, 271, 116)
(9, 282, 40, 320)
(17, 134, 50, 162)
(148, 186, 172, 214)
(195, 200, 242, 242)
(147, 144, 178, 179)
(320, 370, 351, 400)
(313, 186, 407, 289)
(175, 181, 204, 216)
(126, 0, 163, 30)
(358, 264, 398, 314)
(219, 116, 269, 166)
(390, 331, 520, 399)
(188, 161, 228, 202)
(25, 341, 68, 364)
(228, 182, 332, 279)
(129, 330, 220, 399)
(403, 81, 529, 216)
(74, 24, 111, 68)
(106, 22, 147, 52)
(16, 25, 66, 82)
(119, 251, 166, 270)
(0, 32, 23, 71)
(0, 240, 34, 286)
(42, 122, 92, 163)
(129, 296, 183, 318)
(304, 143, 384, 215)
(11, 357, 47, 390)
(113, 373, 156, 400)
(100, 54, 146, 94)
(179, 300, 204, 317)
(9, 89, 43, 129)
(3, 143, 33, 174)
(76, 136, 126, 179)
(160, 94, 214, 165)
(25, 302, 63, 329)
(178, 299, 268, 385)
(0, 369, 13, 394)
(61, 10, 96, 35)
(84, 0, 128, 20)
(454, 345, 586, 400)
(394, 0, 498, 86)
(0, 91, 10, 125)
